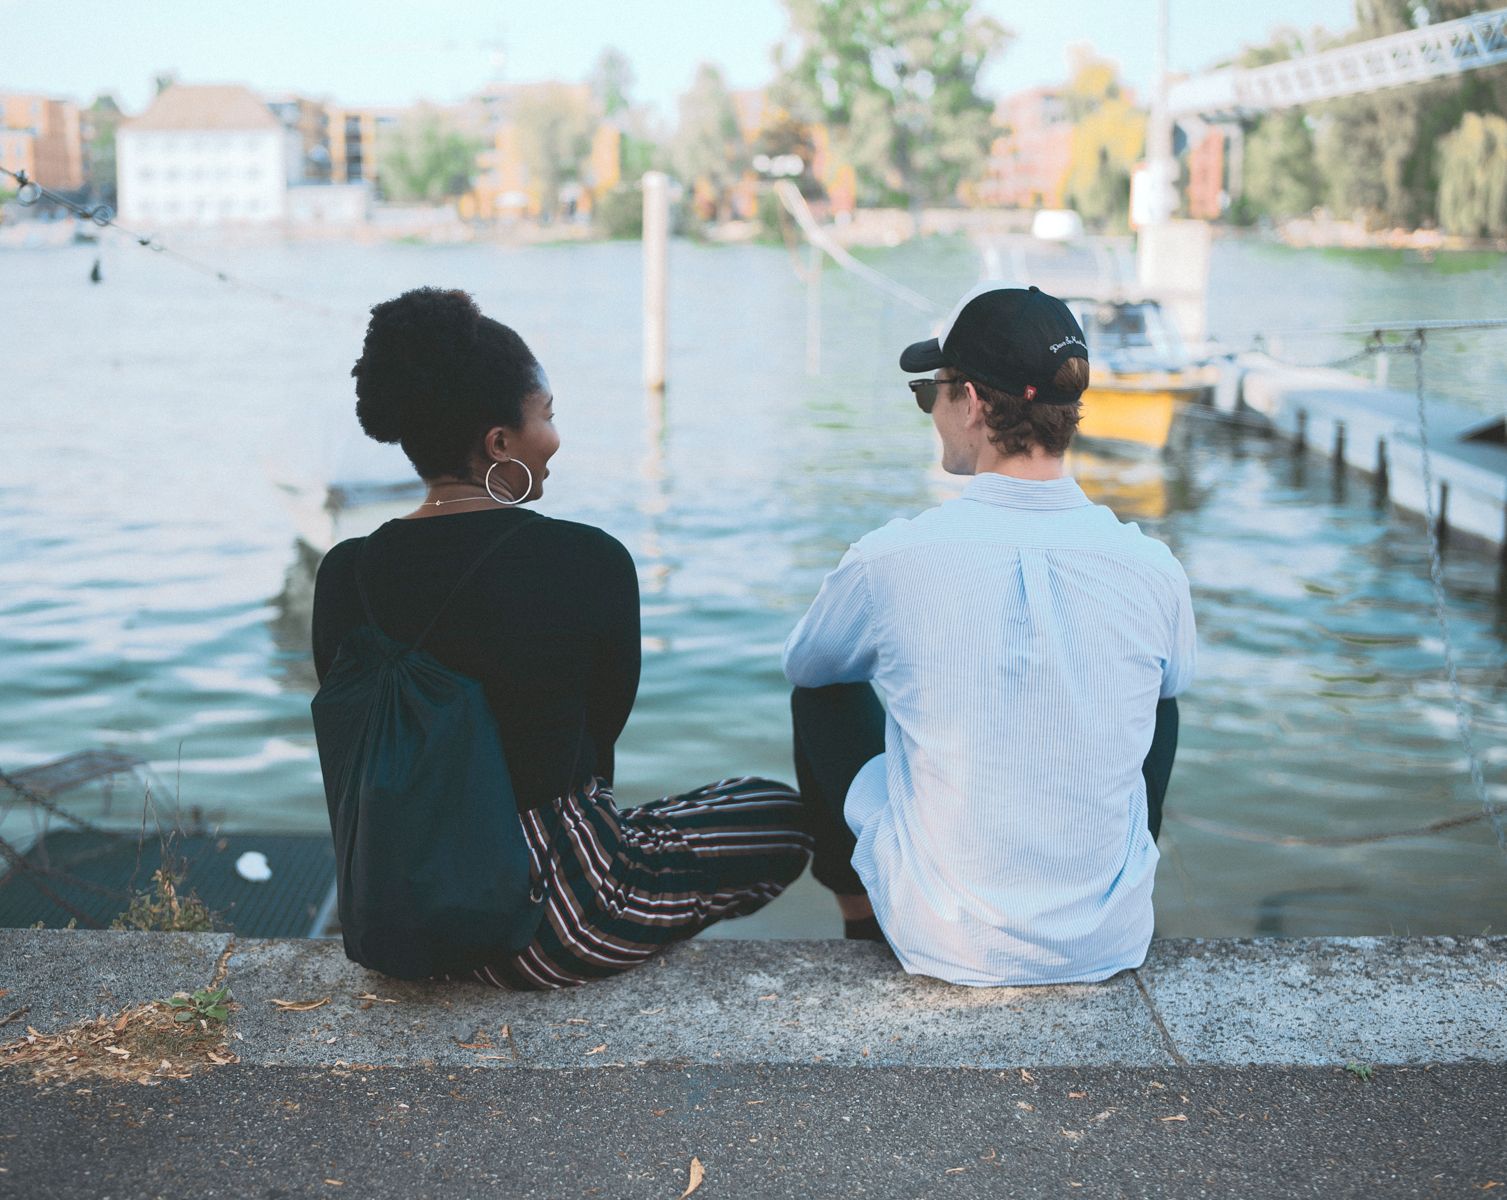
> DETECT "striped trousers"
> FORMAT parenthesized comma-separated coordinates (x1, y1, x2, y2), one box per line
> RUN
(467, 775, 812, 990)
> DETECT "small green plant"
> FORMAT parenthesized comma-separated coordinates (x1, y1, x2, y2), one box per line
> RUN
(111, 864, 214, 933)
(163, 985, 231, 1024)
(1344, 1061, 1374, 1081)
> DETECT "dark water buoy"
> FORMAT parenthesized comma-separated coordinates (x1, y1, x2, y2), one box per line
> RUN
(89, 256, 102, 284)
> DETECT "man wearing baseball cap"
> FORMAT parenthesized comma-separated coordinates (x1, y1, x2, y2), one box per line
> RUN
(783, 283, 1195, 987)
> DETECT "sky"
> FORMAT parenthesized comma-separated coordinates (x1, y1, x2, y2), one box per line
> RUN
(3, 0, 1358, 122)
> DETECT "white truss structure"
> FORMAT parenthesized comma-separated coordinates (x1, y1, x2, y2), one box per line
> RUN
(1169, 6, 1507, 117)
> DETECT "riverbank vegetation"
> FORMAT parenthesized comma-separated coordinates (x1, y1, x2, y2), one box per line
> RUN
(1228, 1, 1507, 238)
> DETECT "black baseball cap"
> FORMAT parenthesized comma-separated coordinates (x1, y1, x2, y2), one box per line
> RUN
(899, 284, 1089, 403)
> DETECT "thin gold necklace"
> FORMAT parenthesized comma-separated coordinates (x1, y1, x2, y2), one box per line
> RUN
(419, 492, 498, 507)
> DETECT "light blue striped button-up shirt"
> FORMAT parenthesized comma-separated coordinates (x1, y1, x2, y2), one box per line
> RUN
(783, 473, 1196, 987)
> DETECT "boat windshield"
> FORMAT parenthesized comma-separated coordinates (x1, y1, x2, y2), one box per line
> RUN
(1071, 300, 1188, 372)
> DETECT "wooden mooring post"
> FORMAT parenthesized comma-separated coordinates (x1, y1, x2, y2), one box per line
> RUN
(642, 171, 669, 392)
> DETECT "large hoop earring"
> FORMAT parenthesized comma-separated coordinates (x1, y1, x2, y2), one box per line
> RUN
(485, 458, 533, 506)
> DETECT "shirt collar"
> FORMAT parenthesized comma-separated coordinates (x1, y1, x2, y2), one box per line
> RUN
(962, 472, 1092, 511)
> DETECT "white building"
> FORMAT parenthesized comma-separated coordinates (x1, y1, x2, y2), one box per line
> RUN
(117, 84, 290, 226)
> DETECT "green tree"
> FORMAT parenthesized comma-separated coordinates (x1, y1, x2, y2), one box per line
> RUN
(586, 47, 664, 185)
(84, 93, 123, 205)
(590, 47, 635, 118)
(1437, 111, 1507, 238)
(1243, 111, 1323, 218)
(1315, 0, 1507, 227)
(514, 84, 595, 220)
(773, 0, 1009, 212)
(669, 63, 747, 219)
(1061, 52, 1144, 231)
(380, 107, 483, 203)
(753, 109, 823, 197)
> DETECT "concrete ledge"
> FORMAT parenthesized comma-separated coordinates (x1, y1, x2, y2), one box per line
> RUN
(0, 929, 232, 1028)
(4, 931, 1504, 1069)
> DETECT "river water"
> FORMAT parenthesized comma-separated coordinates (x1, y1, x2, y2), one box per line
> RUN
(4, 232, 1506, 939)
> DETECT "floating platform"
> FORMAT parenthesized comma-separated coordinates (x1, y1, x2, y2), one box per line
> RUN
(1219, 353, 1507, 550)
(0, 830, 336, 939)
(1, 750, 336, 938)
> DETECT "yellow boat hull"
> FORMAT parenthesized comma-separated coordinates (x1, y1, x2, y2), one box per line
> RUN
(1077, 372, 1212, 449)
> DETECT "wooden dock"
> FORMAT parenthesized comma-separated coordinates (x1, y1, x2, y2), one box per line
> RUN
(1218, 353, 1507, 551)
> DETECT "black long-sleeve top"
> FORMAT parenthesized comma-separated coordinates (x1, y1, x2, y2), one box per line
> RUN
(311, 508, 640, 812)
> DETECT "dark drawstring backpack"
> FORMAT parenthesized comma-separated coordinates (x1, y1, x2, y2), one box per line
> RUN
(310, 514, 546, 979)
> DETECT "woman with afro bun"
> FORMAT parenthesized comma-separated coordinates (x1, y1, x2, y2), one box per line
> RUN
(312, 287, 812, 988)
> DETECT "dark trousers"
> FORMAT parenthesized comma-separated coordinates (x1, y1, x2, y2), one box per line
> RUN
(791, 684, 1180, 896)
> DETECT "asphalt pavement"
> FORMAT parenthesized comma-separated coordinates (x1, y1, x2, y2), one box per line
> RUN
(2, 1062, 1503, 1198)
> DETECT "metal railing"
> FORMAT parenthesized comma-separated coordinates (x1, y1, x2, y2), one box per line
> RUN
(1170, 7, 1507, 117)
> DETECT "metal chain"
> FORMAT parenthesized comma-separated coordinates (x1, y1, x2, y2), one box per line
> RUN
(1228, 315, 1507, 345)
(0, 832, 105, 928)
(0, 768, 130, 839)
(1263, 331, 1387, 372)
(1404, 334, 1507, 854)
(1192, 331, 1507, 857)
(1, 165, 358, 324)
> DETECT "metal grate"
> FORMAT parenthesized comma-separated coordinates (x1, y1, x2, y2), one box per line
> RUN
(0, 831, 336, 938)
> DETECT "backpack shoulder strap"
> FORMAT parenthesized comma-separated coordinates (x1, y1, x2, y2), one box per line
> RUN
(352, 512, 544, 650)
(352, 540, 382, 632)
(412, 512, 543, 650)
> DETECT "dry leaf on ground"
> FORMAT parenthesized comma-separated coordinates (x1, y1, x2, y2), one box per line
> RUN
(355, 993, 397, 1004)
(270, 997, 331, 1012)
(679, 1157, 705, 1199)
(585, 1044, 607, 1056)
(1160, 1114, 1188, 1122)
(1, 1001, 235, 1087)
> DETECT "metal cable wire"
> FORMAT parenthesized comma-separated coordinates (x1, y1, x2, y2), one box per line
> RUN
(0, 768, 129, 839)
(1171, 808, 1489, 847)
(1403, 333, 1507, 854)
(1, 166, 360, 325)
(1226, 315, 1507, 345)
(1194, 331, 1507, 858)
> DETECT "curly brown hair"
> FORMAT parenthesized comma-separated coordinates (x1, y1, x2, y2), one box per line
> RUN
(971, 357, 1090, 457)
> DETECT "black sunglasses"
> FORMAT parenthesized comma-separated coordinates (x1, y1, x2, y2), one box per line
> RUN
(907, 377, 968, 414)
